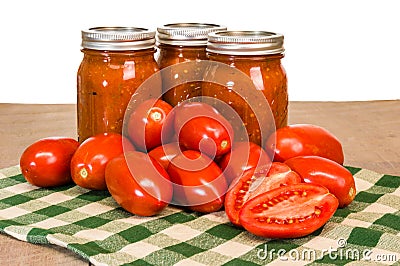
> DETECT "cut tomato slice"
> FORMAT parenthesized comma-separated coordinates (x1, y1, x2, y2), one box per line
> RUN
(224, 162, 301, 226)
(239, 183, 339, 238)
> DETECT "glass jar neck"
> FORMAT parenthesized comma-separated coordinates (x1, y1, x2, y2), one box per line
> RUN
(81, 48, 156, 57)
(207, 52, 284, 62)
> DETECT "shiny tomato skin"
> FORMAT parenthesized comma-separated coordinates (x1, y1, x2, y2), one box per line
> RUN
(148, 143, 184, 170)
(70, 133, 135, 190)
(127, 98, 174, 151)
(225, 162, 301, 227)
(239, 183, 339, 238)
(174, 102, 234, 158)
(219, 141, 271, 185)
(285, 155, 356, 208)
(20, 137, 79, 187)
(105, 151, 173, 216)
(266, 124, 344, 164)
(167, 150, 228, 213)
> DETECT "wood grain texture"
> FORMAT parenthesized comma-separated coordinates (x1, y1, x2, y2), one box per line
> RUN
(0, 101, 399, 265)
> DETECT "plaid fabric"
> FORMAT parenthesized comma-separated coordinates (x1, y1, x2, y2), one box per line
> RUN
(0, 165, 399, 266)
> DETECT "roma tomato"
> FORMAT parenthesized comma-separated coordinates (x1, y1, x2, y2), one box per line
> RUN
(70, 133, 135, 190)
(174, 102, 234, 158)
(285, 155, 356, 208)
(105, 151, 173, 216)
(225, 162, 301, 227)
(167, 150, 228, 213)
(20, 137, 79, 187)
(127, 98, 174, 151)
(266, 124, 344, 164)
(239, 183, 339, 238)
(148, 142, 184, 170)
(219, 141, 271, 185)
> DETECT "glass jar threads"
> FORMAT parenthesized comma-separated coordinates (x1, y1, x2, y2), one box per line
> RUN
(156, 23, 226, 106)
(202, 31, 288, 146)
(77, 27, 161, 142)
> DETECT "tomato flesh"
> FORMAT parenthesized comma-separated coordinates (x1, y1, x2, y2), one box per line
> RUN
(225, 162, 301, 226)
(239, 183, 339, 238)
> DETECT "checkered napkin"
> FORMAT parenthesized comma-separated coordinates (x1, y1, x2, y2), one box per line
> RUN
(0, 165, 399, 266)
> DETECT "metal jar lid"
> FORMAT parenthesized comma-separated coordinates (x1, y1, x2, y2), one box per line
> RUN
(81, 27, 156, 51)
(157, 23, 227, 46)
(207, 31, 284, 55)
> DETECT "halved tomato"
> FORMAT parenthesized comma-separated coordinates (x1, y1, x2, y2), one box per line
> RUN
(285, 155, 356, 208)
(224, 162, 301, 227)
(239, 183, 339, 238)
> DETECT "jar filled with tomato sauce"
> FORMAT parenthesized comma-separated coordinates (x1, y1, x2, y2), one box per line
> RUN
(202, 31, 288, 146)
(77, 27, 160, 143)
(156, 23, 226, 106)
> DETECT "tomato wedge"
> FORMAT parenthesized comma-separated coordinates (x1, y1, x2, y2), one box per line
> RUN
(239, 183, 339, 238)
(224, 162, 301, 227)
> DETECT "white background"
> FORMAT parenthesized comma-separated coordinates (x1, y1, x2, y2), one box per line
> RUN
(0, 0, 399, 103)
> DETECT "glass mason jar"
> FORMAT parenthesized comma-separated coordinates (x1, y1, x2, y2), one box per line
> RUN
(202, 31, 288, 146)
(77, 27, 160, 143)
(156, 23, 226, 106)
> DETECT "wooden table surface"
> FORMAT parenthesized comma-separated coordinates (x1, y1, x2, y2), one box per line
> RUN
(0, 101, 399, 265)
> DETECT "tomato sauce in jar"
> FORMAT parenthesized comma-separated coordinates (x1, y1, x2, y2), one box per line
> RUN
(202, 31, 288, 146)
(77, 27, 160, 143)
(156, 23, 226, 106)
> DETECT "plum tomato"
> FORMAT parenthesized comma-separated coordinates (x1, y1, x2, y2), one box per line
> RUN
(127, 98, 174, 151)
(148, 142, 184, 170)
(105, 151, 173, 216)
(265, 124, 344, 164)
(224, 162, 301, 226)
(20, 137, 79, 187)
(70, 132, 135, 190)
(219, 141, 271, 185)
(167, 150, 228, 213)
(239, 183, 339, 238)
(174, 102, 234, 158)
(285, 155, 356, 208)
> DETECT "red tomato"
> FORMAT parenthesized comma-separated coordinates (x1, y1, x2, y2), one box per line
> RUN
(224, 162, 301, 226)
(167, 150, 228, 213)
(174, 102, 234, 158)
(105, 151, 173, 216)
(219, 141, 271, 185)
(148, 142, 184, 170)
(70, 133, 135, 190)
(265, 124, 344, 164)
(127, 98, 174, 151)
(239, 183, 339, 238)
(20, 137, 79, 187)
(285, 155, 356, 208)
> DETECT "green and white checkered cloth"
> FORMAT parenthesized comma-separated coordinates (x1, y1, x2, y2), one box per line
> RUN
(0, 165, 399, 265)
